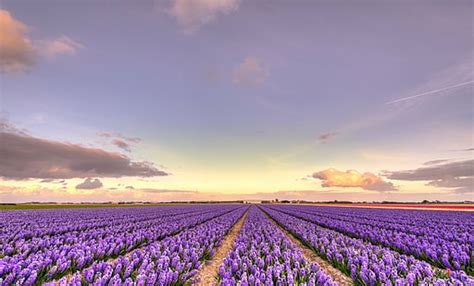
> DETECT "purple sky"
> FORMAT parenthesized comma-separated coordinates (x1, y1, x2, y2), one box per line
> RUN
(0, 0, 473, 202)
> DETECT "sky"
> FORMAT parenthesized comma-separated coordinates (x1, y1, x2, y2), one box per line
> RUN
(0, 0, 473, 203)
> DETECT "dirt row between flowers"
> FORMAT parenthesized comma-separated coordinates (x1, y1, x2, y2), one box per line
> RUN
(193, 208, 249, 286)
(260, 207, 353, 286)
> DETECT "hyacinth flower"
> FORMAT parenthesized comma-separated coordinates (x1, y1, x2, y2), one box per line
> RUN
(267, 204, 472, 274)
(0, 205, 243, 285)
(50, 206, 247, 285)
(217, 206, 336, 286)
(262, 206, 473, 286)
(2, 204, 472, 285)
(274, 205, 472, 244)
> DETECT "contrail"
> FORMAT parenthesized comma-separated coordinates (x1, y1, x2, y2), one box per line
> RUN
(386, 80, 474, 105)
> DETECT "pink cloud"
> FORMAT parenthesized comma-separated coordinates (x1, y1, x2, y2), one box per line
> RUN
(0, 9, 82, 73)
(98, 131, 142, 152)
(111, 139, 131, 152)
(0, 9, 35, 73)
(233, 57, 269, 87)
(41, 36, 83, 58)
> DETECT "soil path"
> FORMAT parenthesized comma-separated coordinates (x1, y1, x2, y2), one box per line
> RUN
(193, 209, 249, 286)
(260, 207, 353, 286)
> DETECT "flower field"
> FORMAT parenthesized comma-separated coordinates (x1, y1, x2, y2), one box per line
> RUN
(0, 204, 472, 285)
(217, 207, 335, 285)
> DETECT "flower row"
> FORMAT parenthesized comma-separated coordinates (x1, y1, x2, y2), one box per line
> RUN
(55, 206, 247, 286)
(261, 206, 473, 286)
(217, 206, 336, 285)
(270, 205, 472, 273)
(0, 205, 243, 285)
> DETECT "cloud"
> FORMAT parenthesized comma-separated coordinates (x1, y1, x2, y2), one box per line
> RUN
(0, 185, 19, 195)
(98, 131, 142, 152)
(455, 148, 474, 152)
(40, 179, 66, 184)
(384, 159, 473, 194)
(0, 185, 470, 204)
(0, 9, 36, 73)
(385, 160, 473, 181)
(140, 188, 197, 194)
(318, 131, 339, 143)
(0, 10, 82, 73)
(423, 159, 450, 166)
(312, 168, 397, 192)
(233, 57, 269, 87)
(427, 177, 473, 194)
(98, 132, 141, 143)
(76, 178, 103, 190)
(111, 139, 131, 152)
(0, 118, 29, 135)
(41, 36, 83, 58)
(0, 186, 201, 203)
(0, 130, 168, 180)
(168, 0, 240, 33)
(2, 186, 463, 204)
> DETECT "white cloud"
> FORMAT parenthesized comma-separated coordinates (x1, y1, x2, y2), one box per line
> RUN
(168, 0, 240, 33)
